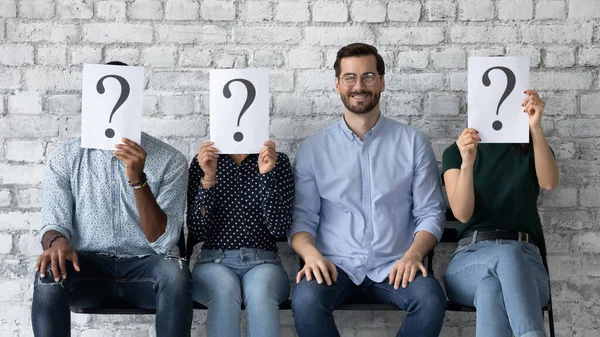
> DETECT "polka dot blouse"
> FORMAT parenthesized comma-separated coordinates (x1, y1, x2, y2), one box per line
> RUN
(186, 153, 294, 252)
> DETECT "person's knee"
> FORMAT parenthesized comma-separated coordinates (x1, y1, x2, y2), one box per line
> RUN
(244, 265, 289, 304)
(408, 276, 446, 315)
(244, 285, 277, 306)
(475, 276, 502, 303)
(193, 265, 242, 304)
(291, 280, 329, 315)
(155, 256, 191, 291)
(33, 271, 69, 311)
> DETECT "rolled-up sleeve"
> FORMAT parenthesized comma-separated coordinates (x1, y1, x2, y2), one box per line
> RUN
(288, 142, 321, 243)
(411, 132, 446, 241)
(40, 144, 75, 243)
(148, 152, 189, 254)
(186, 156, 217, 243)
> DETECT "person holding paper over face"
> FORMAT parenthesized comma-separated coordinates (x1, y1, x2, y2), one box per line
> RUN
(289, 43, 447, 337)
(441, 89, 558, 337)
(187, 140, 294, 337)
(31, 61, 192, 337)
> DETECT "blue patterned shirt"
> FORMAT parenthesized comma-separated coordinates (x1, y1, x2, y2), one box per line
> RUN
(290, 116, 446, 285)
(40, 133, 188, 257)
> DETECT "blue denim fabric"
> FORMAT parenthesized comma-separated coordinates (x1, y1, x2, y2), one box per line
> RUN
(31, 252, 192, 337)
(192, 248, 290, 337)
(291, 266, 446, 337)
(444, 239, 550, 337)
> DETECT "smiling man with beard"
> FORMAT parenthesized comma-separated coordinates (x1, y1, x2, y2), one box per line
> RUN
(288, 43, 447, 337)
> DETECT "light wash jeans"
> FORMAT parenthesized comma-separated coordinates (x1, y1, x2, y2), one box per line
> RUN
(443, 238, 550, 337)
(192, 248, 290, 337)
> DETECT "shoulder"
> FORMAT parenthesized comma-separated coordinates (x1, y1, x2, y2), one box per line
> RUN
(142, 133, 187, 166)
(276, 152, 291, 164)
(442, 142, 460, 157)
(383, 117, 429, 144)
(297, 121, 341, 155)
(49, 137, 84, 162)
(304, 121, 339, 145)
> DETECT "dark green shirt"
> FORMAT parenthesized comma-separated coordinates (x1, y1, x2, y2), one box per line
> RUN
(441, 143, 544, 245)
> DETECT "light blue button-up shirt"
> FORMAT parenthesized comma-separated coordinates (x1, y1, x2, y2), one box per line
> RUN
(40, 133, 188, 257)
(290, 115, 445, 285)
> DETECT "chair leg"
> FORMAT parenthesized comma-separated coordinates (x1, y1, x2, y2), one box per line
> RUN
(548, 306, 556, 337)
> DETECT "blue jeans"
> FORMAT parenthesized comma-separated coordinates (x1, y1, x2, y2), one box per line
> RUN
(291, 266, 446, 337)
(31, 252, 193, 337)
(443, 239, 550, 337)
(192, 248, 290, 337)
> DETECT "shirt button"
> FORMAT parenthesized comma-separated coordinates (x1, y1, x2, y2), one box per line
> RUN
(363, 172, 368, 178)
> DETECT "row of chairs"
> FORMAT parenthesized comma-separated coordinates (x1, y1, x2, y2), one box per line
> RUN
(71, 210, 555, 336)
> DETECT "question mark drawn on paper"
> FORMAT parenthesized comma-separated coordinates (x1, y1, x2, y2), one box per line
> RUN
(482, 66, 516, 131)
(223, 78, 256, 142)
(96, 75, 131, 138)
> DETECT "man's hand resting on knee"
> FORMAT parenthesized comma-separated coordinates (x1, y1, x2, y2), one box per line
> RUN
(296, 254, 338, 286)
(35, 231, 80, 282)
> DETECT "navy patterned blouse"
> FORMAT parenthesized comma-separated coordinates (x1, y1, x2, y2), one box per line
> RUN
(187, 153, 294, 252)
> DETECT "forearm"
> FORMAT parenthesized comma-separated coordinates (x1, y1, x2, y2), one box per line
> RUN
(134, 187, 167, 242)
(405, 231, 438, 260)
(291, 231, 323, 261)
(449, 166, 475, 223)
(531, 127, 559, 190)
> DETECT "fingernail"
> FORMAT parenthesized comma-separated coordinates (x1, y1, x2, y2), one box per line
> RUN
(40, 273, 44, 277)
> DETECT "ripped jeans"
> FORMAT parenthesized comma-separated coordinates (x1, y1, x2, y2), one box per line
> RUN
(31, 252, 192, 337)
(192, 248, 290, 337)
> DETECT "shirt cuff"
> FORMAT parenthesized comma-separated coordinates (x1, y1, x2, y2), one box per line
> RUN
(196, 184, 214, 205)
(148, 218, 178, 255)
(287, 223, 317, 246)
(413, 217, 444, 242)
(40, 225, 72, 244)
(259, 170, 276, 193)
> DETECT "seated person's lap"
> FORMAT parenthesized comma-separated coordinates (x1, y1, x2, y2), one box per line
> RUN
(292, 265, 445, 311)
(36, 252, 189, 309)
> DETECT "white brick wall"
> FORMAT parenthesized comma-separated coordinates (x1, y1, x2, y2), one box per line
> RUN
(1, 1, 598, 336)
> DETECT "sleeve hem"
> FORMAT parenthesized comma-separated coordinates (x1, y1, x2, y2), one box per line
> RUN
(40, 226, 72, 244)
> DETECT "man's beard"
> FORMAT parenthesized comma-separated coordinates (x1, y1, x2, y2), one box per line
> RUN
(341, 91, 381, 115)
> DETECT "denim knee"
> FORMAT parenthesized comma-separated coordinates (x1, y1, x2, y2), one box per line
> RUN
(291, 280, 330, 315)
(195, 266, 242, 302)
(474, 276, 503, 304)
(408, 277, 447, 316)
(155, 256, 191, 292)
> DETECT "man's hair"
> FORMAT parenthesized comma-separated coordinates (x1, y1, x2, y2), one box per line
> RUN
(333, 43, 385, 77)
(105, 61, 128, 66)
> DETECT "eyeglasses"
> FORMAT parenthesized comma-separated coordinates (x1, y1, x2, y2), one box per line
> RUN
(338, 72, 381, 87)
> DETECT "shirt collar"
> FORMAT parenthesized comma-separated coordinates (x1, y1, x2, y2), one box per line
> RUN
(339, 114, 386, 141)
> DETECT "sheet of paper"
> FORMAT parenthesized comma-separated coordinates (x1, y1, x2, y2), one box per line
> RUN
(81, 64, 144, 150)
(210, 69, 269, 154)
(468, 57, 530, 143)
